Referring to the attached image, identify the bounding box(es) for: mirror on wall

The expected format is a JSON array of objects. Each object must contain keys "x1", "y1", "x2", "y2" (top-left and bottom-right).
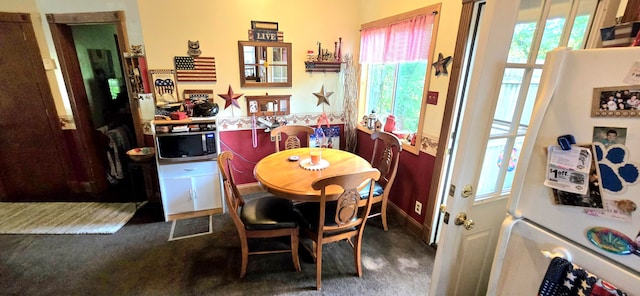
[{"x1": 238, "y1": 41, "x2": 292, "y2": 87}]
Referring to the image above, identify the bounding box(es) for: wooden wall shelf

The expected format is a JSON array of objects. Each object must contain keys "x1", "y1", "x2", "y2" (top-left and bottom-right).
[
  {"x1": 246, "y1": 94, "x2": 291, "y2": 116},
  {"x1": 304, "y1": 61, "x2": 343, "y2": 73}
]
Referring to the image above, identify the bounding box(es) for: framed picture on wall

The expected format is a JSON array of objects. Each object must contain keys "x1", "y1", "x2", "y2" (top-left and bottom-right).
[
  {"x1": 149, "y1": 69, "x2": 178, "y2": 105},
  {"x1": 591, "y1": 86, "x2": 640, "y2": 117}
]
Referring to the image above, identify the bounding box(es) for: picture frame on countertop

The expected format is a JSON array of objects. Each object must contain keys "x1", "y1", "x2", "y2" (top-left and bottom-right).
[{"x1": 591, "y1": 86, "x2": 640, "y2": 117}]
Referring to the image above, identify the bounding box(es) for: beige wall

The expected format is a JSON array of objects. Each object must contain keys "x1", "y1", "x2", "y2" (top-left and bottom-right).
[{"x1": 137, "y1": 0, "x2": 361, "y2": 119}]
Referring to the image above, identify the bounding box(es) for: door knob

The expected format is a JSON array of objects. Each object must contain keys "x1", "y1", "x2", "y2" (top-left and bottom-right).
[
  {"x1": 461, "y1": 184, "x2": 473, "y2": 198},
  {"x1": 454, "y1": 212, "x2": 475, "y2": 230}
]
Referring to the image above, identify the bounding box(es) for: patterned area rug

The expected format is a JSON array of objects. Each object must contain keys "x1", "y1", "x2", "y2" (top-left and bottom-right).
[{"x1": 0, "y1": 202, "x2": 137, "y2": 234}]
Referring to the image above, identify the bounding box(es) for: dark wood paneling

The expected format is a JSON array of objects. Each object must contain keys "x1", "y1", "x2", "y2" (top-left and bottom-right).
[{"x1": 0, "y1": 14, "x2": 72, "y2": 200}]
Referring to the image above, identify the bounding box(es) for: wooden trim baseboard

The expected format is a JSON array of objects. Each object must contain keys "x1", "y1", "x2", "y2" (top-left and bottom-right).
[{"x1": 387, "y1": 201, "x2": 424, "y2": 239}]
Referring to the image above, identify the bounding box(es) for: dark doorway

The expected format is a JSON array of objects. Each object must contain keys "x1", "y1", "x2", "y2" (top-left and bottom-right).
[{"x1": 47, "y1": 11, "x2": 145, "y2": 201}]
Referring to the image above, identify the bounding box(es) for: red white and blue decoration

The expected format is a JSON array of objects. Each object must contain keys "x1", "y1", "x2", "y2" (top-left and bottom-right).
[{"x1": 538, "y1": 257, "x2": 628, "y2": 296}]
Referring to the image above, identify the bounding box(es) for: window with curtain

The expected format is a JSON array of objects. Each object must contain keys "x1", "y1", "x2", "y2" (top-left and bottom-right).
[{"x1": 359, "y1": 6, "x2": 438, "y2": 151}]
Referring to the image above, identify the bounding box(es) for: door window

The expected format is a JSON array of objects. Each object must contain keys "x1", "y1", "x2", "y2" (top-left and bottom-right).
[{"x1": 475, "y1": 0, "x2": 599, "y2": 200}]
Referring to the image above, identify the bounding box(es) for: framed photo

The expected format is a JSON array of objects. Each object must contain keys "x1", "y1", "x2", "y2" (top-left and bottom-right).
[
  {"x1": 591, "y1": 86, "x2": 640, "y2": 117},
  {"x1": 149, "y1": 69, "x2": 178, "y2": 105},
  {"x1": 592, "y1": 126, "x2": 627, "y2": 147},
  {"x1": 251, "y1": 20, "x2": 278, "y2": 31}
]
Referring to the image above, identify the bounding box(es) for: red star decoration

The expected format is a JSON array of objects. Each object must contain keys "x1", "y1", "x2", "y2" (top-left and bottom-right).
[{"x1": 217, "y1": 85, "x2": 243, "y2": 109}]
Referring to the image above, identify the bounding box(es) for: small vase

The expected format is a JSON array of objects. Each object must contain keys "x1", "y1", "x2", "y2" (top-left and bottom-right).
[{"x1": 384, "y1": 115, "x2": 396, "y2": 132}]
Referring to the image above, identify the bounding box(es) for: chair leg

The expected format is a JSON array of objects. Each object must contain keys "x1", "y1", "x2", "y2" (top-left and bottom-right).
[
  {"x1": 291, "y1": 229, "x2": 301, "y2": 272},
  {"x1": 316, "y1": 243, "x2": 323, "y2": 290},
  {"x1": 240, "y1": 239, "x2": 249, "y2": 278},
  {"x1": 381, "y1": 199, "x2": 389, "y2": 231},
  {"x1": 354, "y1": 235, "x2": 363, "y2": 277}
]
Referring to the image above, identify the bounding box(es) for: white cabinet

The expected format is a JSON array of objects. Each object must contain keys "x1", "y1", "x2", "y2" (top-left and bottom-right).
[{"x1": 157, "y1": 160, "x2": 222, "y2": 221}]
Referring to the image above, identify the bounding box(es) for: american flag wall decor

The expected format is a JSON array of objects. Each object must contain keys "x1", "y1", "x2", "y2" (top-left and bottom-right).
[{"x1": 174, "y1": 56, "x2": 217, "y2": 82}]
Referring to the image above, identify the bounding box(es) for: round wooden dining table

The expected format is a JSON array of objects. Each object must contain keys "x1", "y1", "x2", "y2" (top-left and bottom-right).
[{"x1": 254, "y1": 147, "x2": 372, "y2": 202}]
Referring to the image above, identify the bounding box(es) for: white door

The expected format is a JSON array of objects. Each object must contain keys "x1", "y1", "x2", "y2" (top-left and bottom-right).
[{"x1": 429, "y1": 0, "x2": 607, "y2": 294}]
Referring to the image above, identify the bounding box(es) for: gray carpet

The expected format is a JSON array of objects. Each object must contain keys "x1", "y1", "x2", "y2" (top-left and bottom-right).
[{"x1": 0, "y1": 202, "x2": 435, "y2": 295}]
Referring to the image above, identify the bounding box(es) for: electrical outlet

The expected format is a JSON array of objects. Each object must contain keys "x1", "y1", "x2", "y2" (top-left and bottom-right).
[
  {"x1": 415, "y1": 201, "x2": 423, "y2": 215},
  {"x1": 427, "y1": 91, "x2": 438, "y2": 105}
]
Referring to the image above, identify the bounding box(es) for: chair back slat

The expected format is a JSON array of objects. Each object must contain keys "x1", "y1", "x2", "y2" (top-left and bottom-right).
[
  {"x1": 370, "y1": 131, "x2": 402, "y2": 188},
  {"x1": 311, "y1": 169, "x2": 381, "y2": 235},
  {"x1": 270, "y1": 125, "x2": 315, "y2": 152}
]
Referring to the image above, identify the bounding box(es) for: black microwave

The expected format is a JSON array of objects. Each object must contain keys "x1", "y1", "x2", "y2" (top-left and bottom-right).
[{"x1": 155, "y1": 130, "x2": 217, "y2": 161}]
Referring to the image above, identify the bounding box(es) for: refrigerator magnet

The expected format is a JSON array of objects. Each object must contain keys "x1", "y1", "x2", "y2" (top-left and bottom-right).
[{"x1": 586, "y1": 227, "x2": 640, "y2": 256}]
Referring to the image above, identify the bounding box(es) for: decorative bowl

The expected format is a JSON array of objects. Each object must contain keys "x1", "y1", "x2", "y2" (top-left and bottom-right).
[{"x1": 126, "y1": 147, "x2": 156, "y2": 162}]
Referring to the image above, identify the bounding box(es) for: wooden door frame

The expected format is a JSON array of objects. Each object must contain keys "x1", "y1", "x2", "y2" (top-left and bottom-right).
[
  {"x1": 422, "y1": 0, "x2": 478, "y2": 243},
  {"x1": 46, "y1": 11, "x2": 140, "y2": 193},
  {"x1": 0, "y1": 12, "x2": 73, "y2": 198}
]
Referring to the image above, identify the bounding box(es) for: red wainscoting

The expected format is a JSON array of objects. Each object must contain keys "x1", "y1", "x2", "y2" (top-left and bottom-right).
[
  {"x1": 219, "y1": 124, "x2": 345, "y2": 185},
  {"x1": 355, "y1": 130, "x2": 435, "y2": 225}
]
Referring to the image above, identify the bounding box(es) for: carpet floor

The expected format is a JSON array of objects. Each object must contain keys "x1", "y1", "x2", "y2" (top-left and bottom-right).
[
  {"x1": 0, "y1": 202, "x2": 138, "y2": 234},
  {"x1": 0, "y1": 202, "x2": 436, "y2": 295}
]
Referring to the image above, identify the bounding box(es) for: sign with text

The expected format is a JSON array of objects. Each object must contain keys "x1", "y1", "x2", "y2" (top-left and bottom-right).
[{"x1": 253, "y1": 29, "x2": 279, "y2": 42}]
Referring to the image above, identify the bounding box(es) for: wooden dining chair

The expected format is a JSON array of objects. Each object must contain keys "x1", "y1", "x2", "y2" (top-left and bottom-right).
[
  {"x1": 270, "y1": 125, "x2": 315, "y2": 152},
  {"x1": 294, "y1": 168, "x2": 381, "y2": 290},
  {"x1": 217, "y1": 151, "x2": 301, "y2": 278},
  {"x1": 359, "y1": 131, "x2": 402, "y2": 231}
]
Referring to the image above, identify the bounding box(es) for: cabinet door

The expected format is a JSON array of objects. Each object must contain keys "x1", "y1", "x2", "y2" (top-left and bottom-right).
[
  {"x1": 160, "y1": 177, "x2": 194, "y2": 215},
  {"x1": 192, "y1": 173, "x2": 221, "y2": 211}
]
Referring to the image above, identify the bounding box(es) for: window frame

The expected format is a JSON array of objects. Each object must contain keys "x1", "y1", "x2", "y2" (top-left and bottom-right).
[{"x1": 357, "y1": 4, "x2": 441, "y2": 155}]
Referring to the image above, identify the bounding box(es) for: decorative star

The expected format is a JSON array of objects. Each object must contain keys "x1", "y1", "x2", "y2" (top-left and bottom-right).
[
  {"x1": 217, "y1": 85, "x2": 243, "y2": 109},
  {"x1": 432, "y1": 53, "x2": 452, "y2": 76},
  {"x1": 313, "y1": 85, "x2": 333, "y2": 106}
]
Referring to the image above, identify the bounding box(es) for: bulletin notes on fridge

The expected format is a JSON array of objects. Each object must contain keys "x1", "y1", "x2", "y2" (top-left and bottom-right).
[{"x1": 544, "y1": 145, "x2": 591, "y2": 195}]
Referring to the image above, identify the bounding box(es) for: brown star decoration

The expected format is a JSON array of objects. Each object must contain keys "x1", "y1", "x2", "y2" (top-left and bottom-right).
[
  {"x1": 313, "y1": 85, "x2": 333, "y2": 106},
  {"x1": 217, "y1": 85, "x2": 243, "y2": 109},
  {"x1": 432, "y1": 53, "x2": 452, "y2": 76}
]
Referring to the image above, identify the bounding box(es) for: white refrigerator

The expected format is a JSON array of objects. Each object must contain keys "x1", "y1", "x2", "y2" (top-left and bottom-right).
[{"x1": 487, "y1": 47, "x2": 640, "y2": 294}]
